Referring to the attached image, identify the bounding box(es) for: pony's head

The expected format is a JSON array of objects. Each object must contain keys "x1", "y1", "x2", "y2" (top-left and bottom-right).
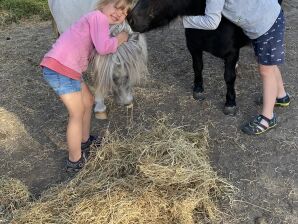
[
  {"x1": 127, "y1": 0, "x2": 204, "y2": 32},
  {"x1": 91, "y1": 22, "x2": 148, "y2": 106},
  {"x1": 110, "y1": 50, "x2": 134, "y2": 106}
]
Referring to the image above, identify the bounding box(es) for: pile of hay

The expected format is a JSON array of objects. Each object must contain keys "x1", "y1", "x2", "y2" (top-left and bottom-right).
[
  {"x1": 0, "y1": 176, "x2": 30, "y2": 223},
  {"x1": 12, "y1": 120, "x2": 234, "y2": 224}
]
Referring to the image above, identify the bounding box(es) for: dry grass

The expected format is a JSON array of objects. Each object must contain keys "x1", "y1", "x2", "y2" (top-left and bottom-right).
[
  {"x1": 11, "y1": 119, "x2": 235, "y2": 224},
  {"x1": 0, "y1": 176, "x2": 30, "y2": 223},
  {"x1": 0, "y1": 0, "x2": 50, "y2": 26}
]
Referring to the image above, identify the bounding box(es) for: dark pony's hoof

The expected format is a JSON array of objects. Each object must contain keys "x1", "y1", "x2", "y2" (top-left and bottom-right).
[
  {"x1": 193, "y1": 91, "x2": 205, "y2": 101},
  {"x1": 223, "y1": 106, "x2": 237, "y2": 115}
]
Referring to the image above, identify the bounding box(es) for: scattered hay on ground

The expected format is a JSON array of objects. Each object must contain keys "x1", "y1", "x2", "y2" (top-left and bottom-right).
[
  {"x1": 12, "y1": 119, "x2": 235, "y2": 224},
  {"x1": 0, "y1": 176, "x2": 30, "y2": 223}
]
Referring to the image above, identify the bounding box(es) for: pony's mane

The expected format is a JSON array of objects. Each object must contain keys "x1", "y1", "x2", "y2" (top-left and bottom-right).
[{"x1": 91, "y1": 21, "x2": 148, "y2": 98}]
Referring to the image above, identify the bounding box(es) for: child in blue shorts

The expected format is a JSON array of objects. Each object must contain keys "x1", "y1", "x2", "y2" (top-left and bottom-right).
[{"x1": 183, "y1": 0, "x2": 290, "y2": 135}]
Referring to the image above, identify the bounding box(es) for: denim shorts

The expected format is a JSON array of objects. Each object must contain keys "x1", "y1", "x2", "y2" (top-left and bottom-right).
[
  {"x1": 42, "y1": 67, "x2": 82, "y2": 96},
  {"x1": 252, "y1": 10, "x2": 285, "y2": 65}
]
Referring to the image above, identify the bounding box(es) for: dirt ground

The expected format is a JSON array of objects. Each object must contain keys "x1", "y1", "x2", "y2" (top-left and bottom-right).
[{"x1": 0, "y1": 1, "x2": 297, "y2": 223}]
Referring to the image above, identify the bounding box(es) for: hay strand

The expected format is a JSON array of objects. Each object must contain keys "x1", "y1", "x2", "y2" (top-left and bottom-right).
[{"x1": 0, "y1": 176, "x2": 30, "y2": 222}]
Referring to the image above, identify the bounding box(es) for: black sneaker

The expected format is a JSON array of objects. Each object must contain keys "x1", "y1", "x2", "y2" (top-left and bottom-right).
[
  {"x1": 255, "y1": 93, "x2": 291, "y2": 107},
  {"x1": 81, "y1": 135, "x2": 102, "y2": 159},
  {"x1": 275, "y1": 94, "x2": 291, "y2": 107},
  {"x1": 66, "y1": 156, "x2": 85, "y2": 173}
]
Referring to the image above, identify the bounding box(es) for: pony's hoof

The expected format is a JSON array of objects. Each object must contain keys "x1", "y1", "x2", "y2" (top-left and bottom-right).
[
  {"x1": 193, "y1": 91, "x2": 205, "y2": 101},
  {"x1": 223, "y1": 106, "x2": 237, "y2": 115},
  {"x1": 95, "y1": 111, "x2": 108, "y2": 120}
]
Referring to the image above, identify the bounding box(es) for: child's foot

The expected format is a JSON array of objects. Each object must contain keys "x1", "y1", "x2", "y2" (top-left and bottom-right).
[
  {"x1": 66, "y1": 156, "x2": 85, "y2": 173},
  {"x1": 81, "y1": 135, "x2": 102, "y2": 159},
  {"x1": 241, "y1": 114, "x2": 277, "y2": 135},
  {"x1": 255, "y1": 93, "x2": 291, "y2": 107},
  {"x1": 275, "y1": 94, "x2": 291, "y2": 107}
]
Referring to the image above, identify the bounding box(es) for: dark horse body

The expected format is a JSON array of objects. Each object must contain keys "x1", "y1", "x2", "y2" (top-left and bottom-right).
[{"x1": 128, "y1": 0, "x2": 282, "y2": 115}]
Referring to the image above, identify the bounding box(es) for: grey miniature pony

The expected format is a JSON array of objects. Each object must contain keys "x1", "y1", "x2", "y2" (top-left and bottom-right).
[{"x1": 91, "y1": 21, "x2": 148, "y2": 119}]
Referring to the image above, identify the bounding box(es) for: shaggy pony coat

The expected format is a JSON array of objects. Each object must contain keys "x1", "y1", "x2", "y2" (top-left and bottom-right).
[{"x1": 91, "y1": 21, "x2": 148, "y2": 99}]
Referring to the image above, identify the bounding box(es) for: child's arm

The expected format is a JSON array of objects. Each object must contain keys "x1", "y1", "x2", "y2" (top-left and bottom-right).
[
  {"x1": 183, "y1": 0, "x2": 225, "y2": 30},
  {"x1": 89, "y1": 12, "x2": 119, "y2": 55}
]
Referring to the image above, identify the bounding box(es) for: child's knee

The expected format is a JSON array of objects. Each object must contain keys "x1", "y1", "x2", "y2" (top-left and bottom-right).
[
  {"x1": 259, "y1": 65, "x2": 278, "y2": 77},
  {"x1": 69, "y1": 108, "x2": 85, "y2": 120}
]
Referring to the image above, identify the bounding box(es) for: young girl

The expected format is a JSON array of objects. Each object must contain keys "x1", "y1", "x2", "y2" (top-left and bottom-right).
[
  {"x1": 183, "y1": 0, "x2": 290, "y2": 135},
  {"x1": 41, "y1": 0, "x2": 133, "y2": 172}
]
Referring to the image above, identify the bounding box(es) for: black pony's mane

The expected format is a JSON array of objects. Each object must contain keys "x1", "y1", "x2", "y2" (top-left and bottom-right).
[
  {"x1": 152, "y1": 0, "x2": 206, "y2": 28},
  {"x1": 184, "y1": 0, "x2": 206, "y2": 16},
  {"x1": 128, "y1": 0, "x2": 209, "y2": 32}
]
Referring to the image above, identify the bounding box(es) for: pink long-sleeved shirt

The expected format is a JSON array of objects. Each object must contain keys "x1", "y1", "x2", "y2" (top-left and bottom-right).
[{"x1": 41, "y1": 10, "x2": 118, "y2": 80}]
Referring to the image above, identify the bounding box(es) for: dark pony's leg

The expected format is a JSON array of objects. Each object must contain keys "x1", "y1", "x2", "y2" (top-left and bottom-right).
[
  {"x1": 191, "y1": 50, "x2": 205, "y2": 100},
  {"x1": 223, "y1": 50, "x2": 239, "y2": 115}
]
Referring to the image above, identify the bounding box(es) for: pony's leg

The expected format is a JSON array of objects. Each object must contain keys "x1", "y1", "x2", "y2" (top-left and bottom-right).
[
  {"x1": 94, "y1": 96, "x2": 106, "y2": 112},
  {"x1": 94, "y1": 96, "x2": 108, "y2": 119},
  {"x1": 223, "y1": 50, "x2": 239, "y2": 115},
  {"x1": 191, "y1": 50, "x2": 205, "y2": 100}
]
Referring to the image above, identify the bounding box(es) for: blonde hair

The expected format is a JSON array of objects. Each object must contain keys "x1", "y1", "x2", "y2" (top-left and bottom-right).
[{"x1": 96, "y1": 0, "x2": 134, "y2": 12}]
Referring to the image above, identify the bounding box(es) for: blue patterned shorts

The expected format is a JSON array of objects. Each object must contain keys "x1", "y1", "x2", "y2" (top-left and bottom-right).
[
  {"x1": 252, "y1": 10, "x2": 285, "y2": 65},
  {"x1": 43, "y1": 67, "x2": 82, "y2": 96}
]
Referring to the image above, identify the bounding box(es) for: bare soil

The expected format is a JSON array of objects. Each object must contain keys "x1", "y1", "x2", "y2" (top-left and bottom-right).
[{"x1": 0, "y1": 2, "x2": 297, "y2": 223}]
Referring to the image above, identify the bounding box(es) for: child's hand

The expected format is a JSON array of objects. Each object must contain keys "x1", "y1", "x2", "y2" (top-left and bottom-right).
[{"x1": 116, "y1": 32, "x2": 129, "y2": 46}]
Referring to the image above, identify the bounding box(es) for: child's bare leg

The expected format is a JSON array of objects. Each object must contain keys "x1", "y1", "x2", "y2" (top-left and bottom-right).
[
  {"x1": 60, "y1": 92, "x2": 84, "y2": 162},
  {"x1": 81, "y1": 83, "x2": 94, "y2": 143},
  {"x1": 259, "y1": 65, "x2": 278, "y2": 124},
  {"x1": 274, "y1": 66, "x2": 287, "y2": 98}
]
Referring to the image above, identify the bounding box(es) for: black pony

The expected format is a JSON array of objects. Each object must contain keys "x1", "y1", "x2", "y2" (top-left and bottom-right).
[{"x1": 128, "y1": 0, "x2": 282, "y2": 115}]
